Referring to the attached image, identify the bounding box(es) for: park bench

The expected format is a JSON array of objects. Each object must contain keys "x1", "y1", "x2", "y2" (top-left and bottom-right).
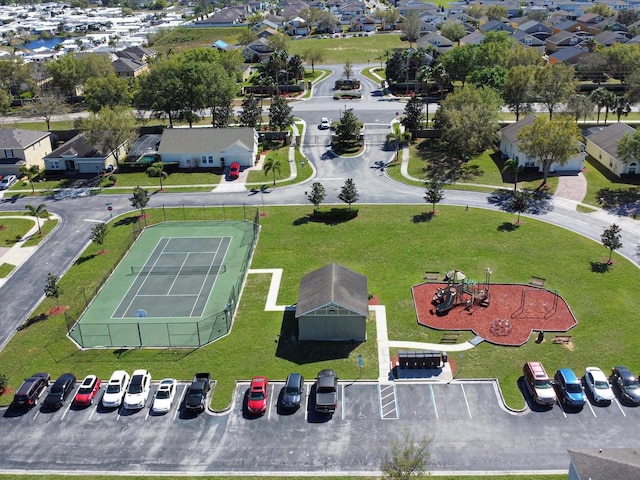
[
  {"x1": 424, "y1": 271, "x2": 440, "y2": 281},
  {"x1": 552, "y1": 335, "x2": 572, "y2": 345},
  {"x1": 529, "y1": 276, "x2": 546, "y2": 288}
]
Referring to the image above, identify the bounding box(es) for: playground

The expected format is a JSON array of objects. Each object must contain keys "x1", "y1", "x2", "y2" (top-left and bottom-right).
[{"x1": 412, "y1": 276, "x2": 578, "y2": 346}]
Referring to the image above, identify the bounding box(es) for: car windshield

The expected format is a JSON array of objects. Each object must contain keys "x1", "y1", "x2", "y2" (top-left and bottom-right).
[
  {"x1": 156, "y1": 390, "x2": 170, "y2": 399},
  {"x1": 286, "y1": 387, "x2": 299, "y2": 395},
  {"x1": 566, "y1": 383, "x2": 582, "y2": 393},
  {"x1": 106, "y1": 384, "x2": 121, "y2": 393},
  {"x1": 595, "y1": 380, "x2": 610, "y2": 389},
  {"x1": 535, "y1": 379, "x2": 552, "y2": 388},
  {"x1": 51, "y1": 384, "x2": 63, "y2": 394},
  {"x1": 78, "y1": 387, "x2": 92, "y2": 394},
  {"x1": 624, "y1": 379, "x2": 639, "y2": 388},
  {"x1": 250, "y1": 391, "x2": 265, "y2": 400},
  {"x1": 129, "y1": 383, "x2": 143, "y2": 394}
]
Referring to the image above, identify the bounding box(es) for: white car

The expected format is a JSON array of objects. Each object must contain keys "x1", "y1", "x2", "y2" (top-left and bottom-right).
[
  {"x1": 123, "y1": 369, "x2": 151, "y2": 410},
  {"x1": 101, "y1": 370, "x2": 130, "y2": 408},
  {"x1": 0, "y1": 175, "x2": 17, "y2": 190},
  {"x1": 152, "y1": 378, "x2": 177, "y2": 414},
  {"x1": 319, "y1": 118, "x2": 331, "y2": 130},
  {"x1": 584, "y1": 367, "x2": 614, "y2": 404}
]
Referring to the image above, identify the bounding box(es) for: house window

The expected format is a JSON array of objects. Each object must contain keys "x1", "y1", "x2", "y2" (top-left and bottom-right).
[
  {"x1": 208, "y1": 156, "x2": 213, "y2": 164},
  {"x1": 201, "y1": 155, "x2": 207, "y2": 164},
  {"x1": 4, "y1": 149, "x2": 13, "y2": 157},
  {"x1": 50, "y1": 160, "x2": 60, "y2": 169}
]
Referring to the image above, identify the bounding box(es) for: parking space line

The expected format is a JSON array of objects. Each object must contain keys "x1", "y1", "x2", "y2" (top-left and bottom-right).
[
  {"x1": 174, "y1": 385, "x2": 186, "y2": 420},
  {"x1": 378, "y1": 383, "x2": 398, "y2": 420},
  {"x1": 460, "y1": 384, "x2": 472, "y2": 419},
  {"x1": 341, "y1": 384, "x2": 345, "y2": 420},
  {"x1": 61, "y1": 401, "x2": 72, "y2": 420},
  {"x1": 267, "y1": 384, "x2": 273, "y2": 420},
  {"x1": 586, "y1": 400, "x2": 597, "y2": 417},
  {"x1": 614, "y1": 398, "x2": 627, "y2": 417},
  {"x1": 304, "y1": 384, "x2": 309, "y2": 422},
  {"x1": 557, "y1": 400, "x2": 567, "y2": 418},
  {"x1": 429, "y1": 384, "x2": 438, "y2": 419},
  {"x1": 89, "y1": 403, "x2": 98, "y2": 421},
  {"x1": 144, "y1": 404, "x2": 150, "y2": 420}
]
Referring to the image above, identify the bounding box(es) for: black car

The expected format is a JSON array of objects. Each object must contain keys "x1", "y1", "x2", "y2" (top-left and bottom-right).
[
  {"x1": 281, "y1": 373, "x2": 304, "y2": 410},
  {"x1": 12, "y1": 372, "x2": 50, "y2": 408},
  {"x1": 611, "y1": 366, "x2": 640, "y2": 405},
  {"x1": 43, "y1": 373, "x2": 76, "y2": 410}
]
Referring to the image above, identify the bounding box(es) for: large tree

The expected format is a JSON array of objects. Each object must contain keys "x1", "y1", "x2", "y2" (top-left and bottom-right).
[
  {"x1": 440, "y1": 20, "x2": 466, "y2": 43},
  {"x1": 83, "y1": 73, "x2": 131, "y2": 113},
  {"x1": 338, "y1": 178, "x2": 359, "y2": 210},
  {"x1": 533, "y1": 63, "x2": 578, "y2": 119},
  {"x1": 268, "y1": 95, "x2": 293, "y2": 131},
  {"x1": 401, "y1": 95, "x2": 424, "y2": 133},
  {"x1": 90, "y1": 222, "x2": 108, "y2": 254},
  {"x1": 24, "y1": 203, "x2": 48, "y2": 235},
  {"x1": 307, "y1": 181, "x2": 326, "y2": 211},
  {"x1": 302, "y1": 48, "x2": 325, "y2": 74},
  {"x1": 517, "y1": 115, "x2": 582, "y2": 184},
  {"x1": 433, "y1": 84, "x2": 502, "y2": 161},
  {"x1": 565, "y1": 94, "x2": 594, "y2": 122},
  {"x1": 402, "y1": 11, "x2": 422, "y2": 47},
  {"x1": 601, "y1": 223, "x2": 622, "y2": 264},
  {"x1": 617, "y1": 127, "x2": 640, "y2": 164},
  {"x1": 80, "y1": 106, "x2": 137, "y2": 170},
  {"x1": 130, "y1": 186, "x2": 150, "y2": 215},
  {"x1": 335, "y1": 108, "x2": 362, "y2": 149},
  {"x1": 424, "y1": 179, "x2": 444, "y2": 214},
  {"x1": 238, "y1": 94, "x2": 262, "y2": 128},
  {"x1": 134, "y1": 56, "x2": 182, "y2": 127},
  {"x1": 503, "y1": 65, "x2": 535, "y2": 121},
  {"x1": 27, "y1": 94, "x2": 69, "y2": 131}
]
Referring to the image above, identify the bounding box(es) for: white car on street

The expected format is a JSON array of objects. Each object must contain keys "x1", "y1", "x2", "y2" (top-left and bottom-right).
[
  {"x1": 152, "y1": 378, "x2": 177, "y2": 414},
  {"x1": 123, "y1": 369, "x2": 151, "y2": 410},
  {"x1": 101, "y1": 370, "x2": 130, "y2": 408},
  {"x1": 319, "y1": 118, "x2": 331, "y2": 130},
  {"x1": 584, "y1": 367, "x2": 614, "y2": 404}
]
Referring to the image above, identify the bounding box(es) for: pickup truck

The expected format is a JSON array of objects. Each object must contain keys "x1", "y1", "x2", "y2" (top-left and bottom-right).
[
  {"x1": 314, "y1": 369, "x2": 338, "y2": 414},
  {"x1": 185, "y1": 373, "x2": 211, "y2": 412}
]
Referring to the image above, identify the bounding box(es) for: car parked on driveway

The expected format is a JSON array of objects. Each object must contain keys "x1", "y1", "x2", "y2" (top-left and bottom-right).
[
  {"x1": 123, "y1": 369, "x2": 151, "y2": 410},
  {"x1": 554, "y1": 368, "x2": 585, "y2": 408},
  {"x1": 229, "y1": 162, "x2": 240, "y2": 179},
  {"x1": 0, "y1": 174, "x2": 17, "y2": 190},
  {"x1": 74, "y1": 375, "x2": 101, "y2": 407},
  {"x1": 44, "y1": 373, "x2": 76, "y2": 410},
  {"x1": 584, "y1": 367, "x2": 614, "y2": 404},
  {"x1": 152, "y1": 378, "x2": 177, "y2": 414},
  {"x1": 611, "y1": 366, "x2": 640, "y2": 406},
  {"x1": 12, "y1": 372, "x2": 50, "y2": 408},
  {"x1": 247, "y1": 376, "x2": 269, "y2": 415},
  {"x1": 101, "y1": 370, "x2": 129, "y2": 408}
]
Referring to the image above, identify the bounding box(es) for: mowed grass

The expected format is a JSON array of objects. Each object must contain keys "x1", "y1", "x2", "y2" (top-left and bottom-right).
[
  {"x1": 286, "y1": 33, "x2": 406, "y2": 64},
  {"x1": 0, "y1": 475, "x2": 567, "y2": 480},
  {"x1": 582, "y1": 155, "x2": 640, "y2": 207},
  {"x1": 151, "y1": 26, "x2": 245, "y2": 55},
  {"x1": 0, "y1": 204, "x2": 638, "y2": 413}
]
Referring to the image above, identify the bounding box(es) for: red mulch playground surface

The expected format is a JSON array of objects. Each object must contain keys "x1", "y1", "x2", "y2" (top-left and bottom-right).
[{"x1": 412, "y1": 283, "x2": 578, "y2": 346}]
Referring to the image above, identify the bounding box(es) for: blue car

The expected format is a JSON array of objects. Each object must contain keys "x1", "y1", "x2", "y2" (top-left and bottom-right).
[{"x1": 554, "y1": 368, "x2": 585, "y2": 408}]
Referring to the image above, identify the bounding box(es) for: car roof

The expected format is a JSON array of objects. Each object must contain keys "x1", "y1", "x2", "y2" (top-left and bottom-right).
[
  {"x1": 614, "y1": 365, "x2": 634, "y2": 379},
  {"x1": 586, "y1": 367, "x2": 607, "y2": 379},
  {"x1": 318, "y1": 369, "x2": 337, "y2": 377},
  {"x1": 109, "y1": 370, "x2": 128, "y2": 381},
  {"x1": 55, "y1": 373, "x2": 76, "y2": 384},
  {"x1": 132, "y1": 369, "x2": 149, "y2": 376},
  {"x1": 557, "y1": 368, "x2": 579, "y2": 383},
  {"x1": 286, "y1": 373, "x2": 302, "y2": 383},
  {"x1": 81, "y1": 375, "x2": 97, "y2": 385}
]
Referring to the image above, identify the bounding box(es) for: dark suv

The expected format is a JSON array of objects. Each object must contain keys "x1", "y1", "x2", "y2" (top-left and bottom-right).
[{"x1": 13, "y1": 373, "x2": 51, "y2": 408}]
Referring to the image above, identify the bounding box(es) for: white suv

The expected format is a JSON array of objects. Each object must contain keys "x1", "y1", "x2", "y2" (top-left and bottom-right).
[
  {"x1": 102, "y1": 370, "x2": 130, "y2": 408},
  {"x1": 123, "y1": 369, "x2": 151, "y2": 410},
  {"x1": 319, "y1": 118, "x2": 331, "y2": 130}
]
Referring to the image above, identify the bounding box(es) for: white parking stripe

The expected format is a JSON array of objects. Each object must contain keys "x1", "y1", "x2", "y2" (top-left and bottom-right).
[
  {"x1": 586, "y1": 400, "x2": 597, "y2": 417},
  {"x1": 174, "y1": 386, "x2": 186, "y2": 420},
  {"x1": 429, "y1": 384, "x2": 438, "y2": 419},
  {"x1": 557, "y1": 399, "x2": 567, "y2": 418},
  {"x1": 88, "y1": 402, "x2": 98, "y2": 421},
  {"x1": 614, "y1": 398, "x2": 627, "y2": 417},
  {"x1": 304, "y1": 384, "x2": 309, "y2": 422},
  {"x1": 267, "y1": 385, "x2": 273, "y2": 420},
  {"x1": 341, "y1": 384, "x2": 345, "y2": 420},
  {"x1": 460, "y1": 384, "x2": 472, "y2": 419}
]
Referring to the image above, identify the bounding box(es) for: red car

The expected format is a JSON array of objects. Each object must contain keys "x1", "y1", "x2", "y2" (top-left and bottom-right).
[
  {"x1": 74, "y1": 375, "x2": 101, "y2": 407},
  {"x1": 247, "y1": 376, "x2": 269, "y2": 414},
  {"x1": 229, "y1": 162, "x2": 240, "y2": 179}
]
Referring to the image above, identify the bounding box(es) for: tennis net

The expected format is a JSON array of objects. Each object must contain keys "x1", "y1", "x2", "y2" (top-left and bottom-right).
[{"x1": 131, "y1": 264, "x2": 226, "y2": 275}]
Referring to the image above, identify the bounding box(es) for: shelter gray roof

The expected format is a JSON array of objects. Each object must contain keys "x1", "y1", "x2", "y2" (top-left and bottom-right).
[
  {"x1": 157, "y1": 128, "x2": 256, "y2": 155},
  {"x1": 568, "y1": 449, "x2": 640, "y2": 480},
  {"x1": 0, "y1": 128, "x2": 50, "y2": 149},
  {"x1": 295, "y1": 263, "x2": 368, "y2": 318},
  {"x1": 586, "y1": 122, "x2": 635, "y2": 159}
]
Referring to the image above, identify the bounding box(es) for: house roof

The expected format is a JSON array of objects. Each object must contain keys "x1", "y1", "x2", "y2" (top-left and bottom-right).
[
  {"x1": 501, "y1": 114, "x2": 536, "y2": 143},
  {"x1": 549, "y1": 45, "x2": 587, "y2": 63},
  {"x1": 460, "y1": 30, "x2": 485, "y2": 45},
  {"x1": 0, "y1": 128, "x2": 50, "y2": 149},
  {"x1": 157, "y1": 127, "x2": 256, "y2": 155},
  {"x1": 594, "y1": 30, "x2": 629, "y2": 45},
  {"x1": 586, "y1": 122, "x2": 635, "y2": 159},
  {"x1": 45, "y1": 133, "x2": 104, "y2": 159},
  {"x1": 115, "y1": 46, "x2": 156, "y2": 61},
  {"x1": 568, "y1": 449, "x2": 640, "y2": 480},
  {"x1": 112, "y1": 57, "x2": 147, "y2": 74},
  {"x1": 295, "y1": 263, "x2": 369, "y2": 318}
]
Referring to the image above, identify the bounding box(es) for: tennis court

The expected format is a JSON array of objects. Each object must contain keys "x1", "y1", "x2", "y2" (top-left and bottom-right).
[{"x1": 69, "y1": 220, "x2": 259, "y2": 348}]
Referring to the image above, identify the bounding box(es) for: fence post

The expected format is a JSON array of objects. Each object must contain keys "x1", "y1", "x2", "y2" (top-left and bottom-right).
[
  {"x1": 137, "y1": 322, "x2": 142, "y2": 347},
  {"x1": 196, "y1": 321, "x2": 201, "y2": 346},
  {"x1": 203, "y1": 204, "x2": 206, "y2": 221},
  {"x1": 162, "y1": 204, "x2": 166, "y2": 222}
]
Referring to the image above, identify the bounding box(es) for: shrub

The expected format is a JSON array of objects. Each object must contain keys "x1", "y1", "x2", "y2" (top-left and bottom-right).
[{"x1": 0, "y1": 373, "x2": 8, "y2": 393}]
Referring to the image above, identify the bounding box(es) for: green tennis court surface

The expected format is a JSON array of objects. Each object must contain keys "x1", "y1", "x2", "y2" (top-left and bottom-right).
[{"x1": 69, "y1": 221, "x2": 259, "y2": 348}]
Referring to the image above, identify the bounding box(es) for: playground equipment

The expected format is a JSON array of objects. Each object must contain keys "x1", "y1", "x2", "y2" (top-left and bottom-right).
[
  {"x1": 431, "y1": 270, "x2": 490, "y2": 314},
  {"x1": 511, "y1": 288, "x2": 559, "y2": 319}
]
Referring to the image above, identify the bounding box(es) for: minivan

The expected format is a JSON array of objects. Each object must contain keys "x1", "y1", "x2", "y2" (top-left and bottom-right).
[
  {"x1": 13, "y1": 372, "x2": 50, "y2": 408},
  {"x1": 523, "y1": 361, "x2": 556, "y2": 406},
  {"x1": 281, "y1": 373, "x2": 304, "y2": 410}
]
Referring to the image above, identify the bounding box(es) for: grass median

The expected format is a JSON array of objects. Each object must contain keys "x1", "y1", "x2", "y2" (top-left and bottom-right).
[{"x1": 0, "y1": 204, "x2": 637, "y2": 413}]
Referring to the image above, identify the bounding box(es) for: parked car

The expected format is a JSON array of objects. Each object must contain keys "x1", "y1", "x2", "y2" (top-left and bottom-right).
[
  {"x1": 319, "y1": 117, "x2": 331, "y2": 130},
  {"x1": 611, "y1": 366, "x2": 640, "y2": 406},
  {"x1": 522, "y1": 362, "x2": 556, "y2": 406},
  {"x1": 74, "y1": 375, "x2": 101, "y2": 407},
  {"x1": 123, "y1": 369, "x2": 151, "y2": 410},
  {"x1": 0, "y1": 174, "x2": 17, "y2": 190},
  {"x1": 229, "y1": 162, "x2": 240, "y2": 179},
  {"x1": 101, "y1": 370, "x2": 130, "y2": 408},
  {"x1": 185, "y1": 373, "x2": 211, "y2": 413},
  {"x1": 152, "y1": 378, "x2": 177, "y2": 414},
  {"x1": 281, "y1": 373, "x2": 304, "y2": 410},
  {"x1": 12, "y1": 372, "x2": 50, "y2": 408},
  {"x1": 315, "y1": 369, "x2": 338, "y2": 414},
  {"x1": 247, "y1": 376, "x2": 269, "y2": 415},
  {"x1": 43, "y1": 373, "x2": 77, "y2": 410},
  {"x1": 584, "y1": 367, "x2": 614, "y2": 404},
  {"x1": 553, "y1": 368, "x2": 585, "y2": 408}
]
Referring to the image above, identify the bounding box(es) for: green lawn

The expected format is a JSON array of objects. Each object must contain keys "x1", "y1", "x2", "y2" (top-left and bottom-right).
[
  {"x1": 0, "y1": 204, "x2": 638, "y2": 414},
  {"x1": 0, "y1": 215, "x2": 56, "y2": 247},
  {"x1": 151, "y1": 27, "x2": 245, "y2": 55},
  {"x1": 247, "y1": 145, "x2": 292, "y2": 186},
  {"x1": 288, "y1": 34, "x2": 406, "y2": 64},
  {"x1": 0, "y1": 475, "x2": 566, "y2": 480},
  {"x1": 582, "y1": 155, "x2": 640, "y2": 207}
]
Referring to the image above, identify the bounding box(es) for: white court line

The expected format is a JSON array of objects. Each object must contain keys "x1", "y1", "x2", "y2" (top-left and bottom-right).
[
  {"x1": 614, "y1": 398, "x2": 627, "y2": 417},
  {"x1": 460, "y1": 384, "x2": 472, "y2": 419},
  {"x1": 136, "y1": 293, "x2": 199, "y2": 297},
  {"x1": 84, "y1": 218, "x2": 106, "y2": 223},
  {"x1": 166, "y1": 254, "x2": 191, "y2": 295},
  {"x1": 429, "y1": 384, "x2": 438, "y2": 419},
  {"x1": 189, "y1": 238, "x2": 230, "y2": 317}
]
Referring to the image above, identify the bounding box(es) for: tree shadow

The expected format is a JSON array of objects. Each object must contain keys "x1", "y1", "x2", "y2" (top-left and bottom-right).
[
  {"x1": 114, "y1": 215, "x2": 140, "y2": 227},
  {"x1": 412, "y1": 212, "x2": 434, "y2": 223},
  {"x1": 590, "y1": 261, "x2": 611, "y2": 273},
  {"x1": 16, "y1": 313, "x2": 49, "y2": 331},
  {"x1": 275, "y1": 310, "x2": 360, "y2": 364},
  {"x1": 307, "y1": 208, "x2": 358, "y2": 225},
  {"x1": 487, "y1": 188, "x2": 553, "y2": 215},
  {"x1": 497, "y1": 222, "x2": 520, "y2": 232},
  {"x1": 75, "y1": 253, "x2": 97, "y2": 265}
]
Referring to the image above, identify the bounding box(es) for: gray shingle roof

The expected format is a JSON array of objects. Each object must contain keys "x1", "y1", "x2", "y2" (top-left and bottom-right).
[
  {"x1": 501, "y1": 114, "x2": 536, "y2": 143},
  {"x1": 586, "y1": 122, "x2": 635, "y2": 159},
  {"x1": 568, "y1": 449, "x2": 640, "y2": 480},
  {"x1": 295, "y1": 263, "x2": 368, "y2": 318},
  {"x1": 157, "y1": 128, "x2": 256, "y2": 155},
  {"x1": 0, "y1": 128, "x2": 50, "y2": 149},
  {"x1": 45, "y1": 133, "x2": 103, "y2": 158}
]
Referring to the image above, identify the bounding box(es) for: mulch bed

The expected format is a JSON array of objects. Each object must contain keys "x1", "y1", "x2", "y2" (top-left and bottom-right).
[
  {"x1": 412, "y1": 283, "x2": 578, "y2": 346},
  {"x1": 47, "y1": 305, "x2": 68, "y2": 316}
]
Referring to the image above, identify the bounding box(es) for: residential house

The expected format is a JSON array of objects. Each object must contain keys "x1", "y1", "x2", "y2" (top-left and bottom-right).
[
  {"x1": 584, "y1": 122, "x2": 638, "y2": 176},
  {"x1": 285, "y1": 17, "x2": 309, "y2": 36},
  {"x1": 576, "y1": 12, "x2": 605, "y2": 34},
  {"x1": 256, "y1": 27, "x2": 280, "y2": 39},
  {"x1": 111, "y1": 57, "x2": 148, "y2": 78},
  {"x1": 251, "y1": 19, "x2": 280, "y2": 31},
  {"x1": 568, "y1": 448, "x2": 640, "y2": 479},
  {"x1": 500, "y1": 115, "x2": 585, "y2": 173},
  {"x1": 157, "y1": 127, "x2": 258, "y2": 169},
  {"x1": 115, "y1": 46, "x2": 156, "y2": 62},
  {"x1": 518, "y1": 19, "x2": 553, "y2": 39},
  {"x1": 593, "y1": 30, "x2": 629, "y2": 46},
  {"x1": 0, "y1": 128, "x2": 51, "y2": 176},
  {"x1": 480, "y1": 19, "x2": 515, "y2": 33},
  {"x1": 44, "y1": 132, "x2": 125, "y2": 175},
  {"x1": 594, "y1": 19, "x2": 628, "y2": 33},
  {"x1": 459, "y1": 30, "x2": 485, "y2": 45},
  {"x1": 352, "y1": 15, "x2": 377, "y2": 32},
  {"x1": 513, "y1": 30, "x2": 546, "y2": 53},
  {"x1": 295, "y1": 263, "x2": 368, "y2": 342},
  {"x1": 546, "y1": 30, "x2": 583, "y2": 53},
  {"x1": 417, "y1": 32, "x2": 454, "y2": 53},
  {"x1": 193, "y1": 7, "x2": 246, "y2": 26},
  {"x1": 548, "y1": 45, "x2": 588, "y2": 64},
  {"x1": 243, "y1": 37, "x2": 275, "y2": 62}
]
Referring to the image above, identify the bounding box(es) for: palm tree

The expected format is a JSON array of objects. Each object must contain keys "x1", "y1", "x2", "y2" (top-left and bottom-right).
[
  {"x1": 19, "y1": 165, "x2": 40, "y2": 194},
  {"x1": 590, "y1": 87, "x2": 609, "y2": 124},
  {"x1": 145, "y1": 162, "x2": 167, "y2": 191},
  {"x1": 417, "y1": 63, "x2": 447, "y2": 128},
  {"x1": 386, "y1": 123, "x2": 411, "y2": 163},
  {"x1": 502, "y1": 158, "x2": 523, "y2": 194},
  {"x1": 264, "y1": 157, "x2": 281, "y2": 185},
  {"x1": 24, "y1": 203, "x2": 48, "y2": 235}
]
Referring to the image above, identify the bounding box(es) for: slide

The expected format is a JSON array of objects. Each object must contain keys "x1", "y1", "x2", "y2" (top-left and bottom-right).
[{"x1": 436, "y1": 289, "x2": 456, "y2": 314}]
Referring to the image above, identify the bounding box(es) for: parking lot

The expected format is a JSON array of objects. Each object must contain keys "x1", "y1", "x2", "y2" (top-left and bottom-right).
[{"x1": 1, "y1": 379, "x2": 640, "y2": 474}]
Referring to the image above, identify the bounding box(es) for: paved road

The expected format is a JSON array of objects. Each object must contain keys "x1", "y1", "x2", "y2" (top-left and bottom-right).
[{"x1": 1, "y1": 64, "x2": 640, "y2": 475}]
